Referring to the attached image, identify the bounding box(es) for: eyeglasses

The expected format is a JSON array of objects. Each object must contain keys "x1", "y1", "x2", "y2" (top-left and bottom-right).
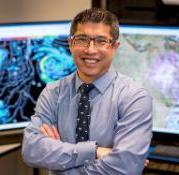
[{"x1": 70, "y1": 35, "x2": 114, "y2": 49}]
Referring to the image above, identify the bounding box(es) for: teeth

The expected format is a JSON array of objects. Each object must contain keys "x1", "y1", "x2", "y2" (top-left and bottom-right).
[{"x1": 84, "y1": 59, "x2": 97, "y2": 63}]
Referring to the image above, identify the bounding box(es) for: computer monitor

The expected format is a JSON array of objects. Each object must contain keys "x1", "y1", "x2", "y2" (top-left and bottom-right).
[
  {"x1": 113, "y1": 24, "x2": 179, "y2": 137},
  {"x1": 0, "y1": 21, "x2": 76, "y2": 130},
  {"x1": 0, "y1": 22, "x2": 179, "y2": 139}
]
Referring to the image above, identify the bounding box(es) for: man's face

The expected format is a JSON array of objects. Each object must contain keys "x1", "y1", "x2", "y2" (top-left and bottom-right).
[{"x1": 69, "y1": 22, "x2": 119, "y2": 83}]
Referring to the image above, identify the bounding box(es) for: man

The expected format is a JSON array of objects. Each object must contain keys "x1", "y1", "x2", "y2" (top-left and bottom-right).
[{"x1": 22, "y1": 8, "x2": 152, "y2": 175}]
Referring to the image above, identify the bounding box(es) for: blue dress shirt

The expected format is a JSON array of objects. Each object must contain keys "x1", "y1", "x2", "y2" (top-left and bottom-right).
[{"x1": 22, "y1": 66, "x2": 153, "y2": 175}]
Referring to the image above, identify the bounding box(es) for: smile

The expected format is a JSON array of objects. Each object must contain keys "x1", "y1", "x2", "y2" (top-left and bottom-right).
[{"x1": 83, "y1": 58, "x2": 99, "y2": 64}]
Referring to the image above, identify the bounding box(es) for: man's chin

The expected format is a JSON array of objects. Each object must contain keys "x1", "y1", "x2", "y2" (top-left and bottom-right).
[{"x1": 77, "y1": 70, "x2": 101, "y2": 81}]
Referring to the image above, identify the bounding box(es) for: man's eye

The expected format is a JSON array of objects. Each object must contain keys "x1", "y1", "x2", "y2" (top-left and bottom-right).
[
  {"x1": 96, "y1": 39, "x2": 108, "y2": 45},
  {"x1": 79, "y1": 38, "x2": 87, "y2": 42},
  {"x1": 75, "y1": 37, "x2": 88, "y2": 42}
]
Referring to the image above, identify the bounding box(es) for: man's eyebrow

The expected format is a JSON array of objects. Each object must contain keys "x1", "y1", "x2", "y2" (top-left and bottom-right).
[
  {"x1": 74, "y1": 34, "x2": 88, "y2": 37},
  {"x1": 75, "y1": 34, "x2": 110, "y2": 39},
  {"x1": 95, "y1": 35, "x2": 109, "y2": 39}
]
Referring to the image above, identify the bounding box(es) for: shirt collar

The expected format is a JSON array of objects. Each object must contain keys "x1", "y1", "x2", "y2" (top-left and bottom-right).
[
  {"x1": 75, "y1": 65, "x2": 117, "y2": 94},
  {"x1": 75, "y1": 73, "x2": 83, "y2": 93}
]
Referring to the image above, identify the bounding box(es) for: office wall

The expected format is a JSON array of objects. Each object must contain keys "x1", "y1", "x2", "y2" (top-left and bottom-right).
[{"x1": 0, "y1": 0, "x2": 91, "y2": 23}]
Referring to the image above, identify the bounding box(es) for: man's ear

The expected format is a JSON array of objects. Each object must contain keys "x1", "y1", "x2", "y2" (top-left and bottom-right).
[
  {"x1": 68, "y1": 38, "x2": 72, "y2": 48},
  {"x1": 68, "y1": 38, "x2": 73, "y2": 53},
  {"x1": 113, "y1": 41, "x2": 120, "y2": 50}
]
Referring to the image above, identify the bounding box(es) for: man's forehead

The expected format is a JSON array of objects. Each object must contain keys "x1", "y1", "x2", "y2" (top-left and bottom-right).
[{"x1": 75, "y1": 22, "x2": 112, "y2": 37}]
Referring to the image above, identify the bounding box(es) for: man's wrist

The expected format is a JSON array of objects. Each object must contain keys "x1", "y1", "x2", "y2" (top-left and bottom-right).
[
  {"x1": 75, "y1": 141, "x2": 96, "y2": 166},
  {"x1": 95, "y1": 143, "x2": 98, "y2": 159}
]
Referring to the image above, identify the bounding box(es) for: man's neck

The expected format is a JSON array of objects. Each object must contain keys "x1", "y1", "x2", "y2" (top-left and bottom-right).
[{"x1": 77, "y1": 72, "x2": 94, "y2": 84}]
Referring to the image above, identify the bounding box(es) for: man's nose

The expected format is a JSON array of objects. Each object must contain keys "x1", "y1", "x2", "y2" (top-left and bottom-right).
[{"x1": 85, "y1": 40, "x2": 97, "y2": 53}]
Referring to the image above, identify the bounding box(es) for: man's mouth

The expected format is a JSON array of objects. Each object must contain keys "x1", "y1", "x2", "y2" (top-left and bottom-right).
[{"x1": 83, "y1": 58, "x2": 99, "y2": 64}]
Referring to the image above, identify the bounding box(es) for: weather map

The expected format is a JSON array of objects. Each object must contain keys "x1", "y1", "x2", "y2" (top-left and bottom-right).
[
  {"x1": 0, "y1": 24, "x2": 179, "y2": 134},
  {"x1": 113, "y1": 31, "x2": 179, "y2": 133},
  {"x1": 0, "y1": 34, "x2": 76, "y2": 125}
]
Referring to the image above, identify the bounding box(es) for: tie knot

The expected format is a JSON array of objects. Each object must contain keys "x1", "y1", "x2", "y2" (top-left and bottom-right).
[{"x1": 80, "y1": 83, "x2": 94, "y2": 94}]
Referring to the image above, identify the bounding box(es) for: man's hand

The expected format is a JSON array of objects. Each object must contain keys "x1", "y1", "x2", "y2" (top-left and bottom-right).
[
  {"x1": 96, "y1": 147, "x2": 112, "y2": 159},
  {"x1": 144, "y1": 159, "x2": 149, "y2": 167},
  {"x1": 40, "y1": 124, "x2": 61, "y2": 140},
  {"x1": 96, "y1": 146, "x2": 149, "y2": 168}
]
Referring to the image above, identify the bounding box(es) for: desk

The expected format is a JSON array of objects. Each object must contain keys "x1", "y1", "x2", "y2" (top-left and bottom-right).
[
  {"x1": 0, "y1": 143, "x2": 21, "y2": 156},
  {"x1": 0, "y1": 143, "x2": 33, "y2": 175},
  {"x1": 143, "y1": 145, "x2": 179, "y2": 174},
  {"x1": 148, "y1": 145, "x2": 179, "y2": 162}
]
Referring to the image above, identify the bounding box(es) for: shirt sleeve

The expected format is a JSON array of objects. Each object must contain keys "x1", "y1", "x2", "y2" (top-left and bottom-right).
[
  {"x1": 77, "y1": 89, "x2": 153, "y2": 175},
  {"x1": 22, "y1": 85, "x2": 96, "y2": 171}
]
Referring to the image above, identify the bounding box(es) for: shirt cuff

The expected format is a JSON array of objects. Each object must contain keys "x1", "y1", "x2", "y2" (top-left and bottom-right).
[{"x1": 75, "y1": 141, "x2": 96, "y2": 167}]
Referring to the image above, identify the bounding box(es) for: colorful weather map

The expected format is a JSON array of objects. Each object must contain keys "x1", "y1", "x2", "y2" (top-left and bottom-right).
[
  {"x1": 0, "y1": 24, "x2": 179, "y2": 134},
  {"x1": 0, "y1": 35, "x2": 76, "y2": 125},
  {"x1": 113, "y1": 31, "x2": 179, "y2": 133}
]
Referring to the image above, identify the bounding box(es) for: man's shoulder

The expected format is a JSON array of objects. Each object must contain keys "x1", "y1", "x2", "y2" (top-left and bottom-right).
[
  {"x1": 115, "y1": 71, "x2": 141, "y2": 89},
  {"x1": 115, "y1": 71, "x2": 151, "y2": 98},
  {"x1": 45, "y1": 72, "x2": 75, "y2": 93}
]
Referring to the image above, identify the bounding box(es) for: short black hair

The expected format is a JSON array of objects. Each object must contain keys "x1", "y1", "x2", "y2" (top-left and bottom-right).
[{"x1": 70, "y1": 8, "x2": 119, "y2": 41}]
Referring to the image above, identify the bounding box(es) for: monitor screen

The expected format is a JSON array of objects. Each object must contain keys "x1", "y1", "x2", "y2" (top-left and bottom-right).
[
  {"x1": 0, "y1": 22, "x2": 179, "y2": 136},
  {"x1": 113, "y1": 25, "x2": 179, "y2": 135},
  {"x1": 0, "y1": 21, "x2": 76, "y2": 130}
]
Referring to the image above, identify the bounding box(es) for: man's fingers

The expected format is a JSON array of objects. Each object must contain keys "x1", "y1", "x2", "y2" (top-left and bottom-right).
[
  {"x1": 52, "y1": 125, "x2": 61, "y2": 140},
  {"x1": 40, "y1": 124, "x2": 60, "y2": 140},
  {"x1": 144, "y1": 159, "x2": 149, "y2": 167},
  {"x1": 96, "y1": 147, "x2": 112, "y2": 159},
  {"x1": 40, "y1": 126, "x2": 48, "y2": 136},
  {"x1": 42, "y1": 124, "x2": 56, "y2": 139}
]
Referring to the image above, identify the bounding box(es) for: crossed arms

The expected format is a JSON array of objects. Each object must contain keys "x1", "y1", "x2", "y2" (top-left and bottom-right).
[
  {"x1": 40, "y1": 124, "x2": 149, "y2": 166},
  {"x1": 40, "y1": 124, "x2": 115, "y2": 159},
  {"x1": 22, "y1": 85, "x2": 152, "y2": 175}
]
